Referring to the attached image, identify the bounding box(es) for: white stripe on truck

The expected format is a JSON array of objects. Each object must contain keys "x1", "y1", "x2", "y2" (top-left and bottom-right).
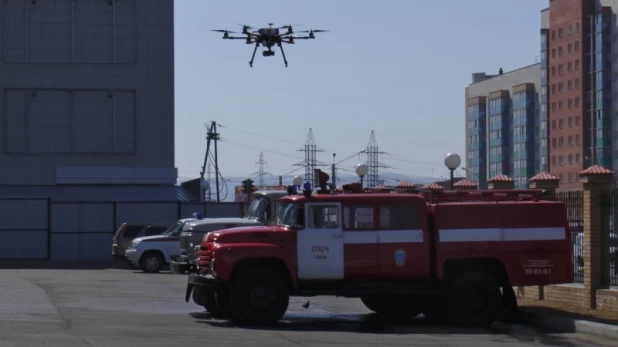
[{"x1": 439, "y1": 227, "x2": 566, "y2": 243}]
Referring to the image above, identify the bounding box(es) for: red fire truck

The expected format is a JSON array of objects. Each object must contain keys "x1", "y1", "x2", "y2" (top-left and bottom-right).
[{"x1": 185, "y1": 175, "x2": 572, "y2": 327}]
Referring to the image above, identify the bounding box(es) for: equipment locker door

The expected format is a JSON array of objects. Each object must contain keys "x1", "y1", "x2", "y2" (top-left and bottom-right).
[{"x1": 297, "y1": 202, "x2": 344, "y2": 280}]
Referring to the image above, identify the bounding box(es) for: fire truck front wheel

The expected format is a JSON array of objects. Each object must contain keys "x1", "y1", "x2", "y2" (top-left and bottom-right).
[
  {"x1": 446, "y1": 272, "x2": 502, "y2": 327},
  {"x1": 193, "y1": 287, "x2": 227, "y2": 318},
  {"x1": 229, "y1": 268, "x2": 290, "y2": 325}
]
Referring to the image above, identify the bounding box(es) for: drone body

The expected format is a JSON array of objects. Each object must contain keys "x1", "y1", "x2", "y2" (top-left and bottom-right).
[{"x1": 211, "y1": 23, "x2": 328, "y2": 67}]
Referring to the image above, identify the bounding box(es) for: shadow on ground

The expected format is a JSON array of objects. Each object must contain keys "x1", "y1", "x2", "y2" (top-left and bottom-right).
[
  {"x1": 518, "y1": 305, "x2": 618, "y2": 330},
  {"x1": 0, "y1": 260, "x2": 138, "y2": 270}
]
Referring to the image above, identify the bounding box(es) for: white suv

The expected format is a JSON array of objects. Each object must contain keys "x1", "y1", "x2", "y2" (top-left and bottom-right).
[{"x1": 125, "y1": 216, "x2": 198, "y2": 273}]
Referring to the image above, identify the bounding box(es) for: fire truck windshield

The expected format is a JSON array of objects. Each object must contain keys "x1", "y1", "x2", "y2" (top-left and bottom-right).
[
  {"x1": 245, "y1": 196, "x2": 267, "y2": 219},
  {"x1": 274, "y1": 202, "x2": 300, "y2": 227}
]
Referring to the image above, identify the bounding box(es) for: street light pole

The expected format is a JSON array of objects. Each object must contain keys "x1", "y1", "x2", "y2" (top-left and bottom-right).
[
  {"x1": 355, "y1": 163, "x2": 369, "y2": 189},
  {"x1": 444, "y1": 153, "x2": 461, "y2": 190}
]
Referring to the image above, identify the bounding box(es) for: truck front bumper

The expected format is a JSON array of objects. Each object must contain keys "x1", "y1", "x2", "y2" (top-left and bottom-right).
[
  {"x1": 185, "y1": 273, "x2": 222, "y2": 303},
  {"x1": 170, "y1": 254, "x2": 197, "y2": 274}
]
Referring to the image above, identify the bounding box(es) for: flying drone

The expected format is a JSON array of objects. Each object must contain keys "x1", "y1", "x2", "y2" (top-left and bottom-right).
[{"x1": 211, "y1": 23, "x2": 328, "y2": 67}]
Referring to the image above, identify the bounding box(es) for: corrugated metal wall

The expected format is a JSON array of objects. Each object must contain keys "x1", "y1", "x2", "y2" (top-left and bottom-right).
[{"x1": 0, "y1": 199, "x2": 242, "y2": 261}]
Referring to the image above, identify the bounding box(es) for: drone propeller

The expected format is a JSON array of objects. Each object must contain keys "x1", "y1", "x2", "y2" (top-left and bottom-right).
[
  {"x1": 211, "y1": 29, "x2": 237, "y2": 33},
  {"x1": 298, "y1": 29, "x2": 329, "y2": 33}
]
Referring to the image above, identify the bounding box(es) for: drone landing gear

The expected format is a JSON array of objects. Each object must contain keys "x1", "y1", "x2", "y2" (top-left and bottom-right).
[
  {"x1": 278, "y1": 43, "x2": 288, "y2": 67},
  {"x1": 249, "y1": 41, "x2": 259, "y2": 68}
]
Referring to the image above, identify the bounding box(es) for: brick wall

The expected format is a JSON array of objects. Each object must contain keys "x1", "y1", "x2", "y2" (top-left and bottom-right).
[{"x1": 514, "y1": 285, "x2": 618, "y2": 320}]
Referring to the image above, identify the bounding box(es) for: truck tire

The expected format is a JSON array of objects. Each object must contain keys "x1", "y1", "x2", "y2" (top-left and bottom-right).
[
  {"x1": 140, "y1": 252, "x2": 164, "y2": 273},
  {"x1": 215, "y1": 289, "x2": 235, "y2": 319},
  {"x1": 193, "y1": 287, "x2": 227, "y2": 318},
  {"x1": 360, "y1": 294, "x2": 421, "y2": 317},
  {"x1": 229, "y1": 268, "x2": 289, "y2": 325},
  {"x1": 446, "y1": 272, "x2": 502, "y2": 327}
]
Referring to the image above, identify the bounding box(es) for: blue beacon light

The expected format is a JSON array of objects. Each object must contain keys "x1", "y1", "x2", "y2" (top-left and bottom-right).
[
  {"x1": 192, "y1": 212, "x2": 204, "y2": 220},
  {"x1": 302, "y1": 181, "x2": 312, "y2": 197}
]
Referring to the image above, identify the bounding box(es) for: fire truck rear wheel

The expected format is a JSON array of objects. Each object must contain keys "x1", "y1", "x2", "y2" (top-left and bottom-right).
[
  {"x1": 447, "y1": 272, "x2": 502, "y2": 327},
  {"x1": 230, "y1": 268, "x2": 289, "y2": 325}
]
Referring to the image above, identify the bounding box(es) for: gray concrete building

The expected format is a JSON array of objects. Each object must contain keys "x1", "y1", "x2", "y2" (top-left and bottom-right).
[
  {"x1": 0, "y1": 0, "x2": 178, "y2": 189},
  {"x1": 465, "y1": 64, "x2": 542, "y2": 189}
]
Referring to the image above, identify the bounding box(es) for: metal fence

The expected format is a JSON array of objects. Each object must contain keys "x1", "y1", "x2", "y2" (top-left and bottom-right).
[
  {"x1": 556, "y1": 191, "x2": 584, "y2": 284},
  {"x1": 0, "y1": 198, "x2": 243, "y2": 261},
  {"x1": 599, "y1": 189, "x2": 618, "y2": 287}
]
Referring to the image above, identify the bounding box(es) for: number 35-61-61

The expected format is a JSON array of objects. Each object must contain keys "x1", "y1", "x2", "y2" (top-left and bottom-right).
[{"x1": 524, "y1": 268, "x2": 552, "y2": 275}]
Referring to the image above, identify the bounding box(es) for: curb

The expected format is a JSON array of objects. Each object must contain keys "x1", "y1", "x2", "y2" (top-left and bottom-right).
[{"x1": 516, "y1": 310, "x2": 618, "y2": 339}]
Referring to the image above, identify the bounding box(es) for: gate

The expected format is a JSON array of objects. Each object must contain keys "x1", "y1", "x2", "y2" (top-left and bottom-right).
[
  {"x1": 556, "y1": 191, "x2": 584, "y2": 284},
  {"x1": 599, "y1": 189, "x2": 617, "y2": 287}
]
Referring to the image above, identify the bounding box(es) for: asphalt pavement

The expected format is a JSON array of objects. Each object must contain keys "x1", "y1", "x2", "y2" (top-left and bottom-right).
[{"x1": 0, "y1": 267, "x2": 615, "y2": 347}]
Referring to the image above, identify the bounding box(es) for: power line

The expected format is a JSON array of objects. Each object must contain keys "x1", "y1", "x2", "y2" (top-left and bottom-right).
[{"x1": 220, "y1": 138, "x2": 305, "y2": 160}]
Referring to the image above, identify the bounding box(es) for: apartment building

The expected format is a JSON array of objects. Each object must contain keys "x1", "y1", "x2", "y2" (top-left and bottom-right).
[
  {"x1": 542, "y1": 0, "x2": 618, "y2": 190},
  {"x1": 465, "y1": 64, "x2": 542, "y2": 189},
  {"x1": 0, "y1": 0, "x2": 179, "y2": 196}
]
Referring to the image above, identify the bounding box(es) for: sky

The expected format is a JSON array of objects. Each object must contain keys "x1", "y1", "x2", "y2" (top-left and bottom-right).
[{"x1": 173, "y1": 0, "x2": 548, "y2": 190}]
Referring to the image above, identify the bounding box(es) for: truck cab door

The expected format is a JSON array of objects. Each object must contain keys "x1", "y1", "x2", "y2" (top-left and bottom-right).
[{"x1": 297, "y1": 202, "x2": 344, "y2": 280}]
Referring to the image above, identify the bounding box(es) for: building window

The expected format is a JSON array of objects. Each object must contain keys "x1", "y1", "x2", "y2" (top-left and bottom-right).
[
  {"x1": 552, "y1": 103, "x2": 556, "y2": 112},
  {"x1": 552, "y1": 84, "x2": 557, "y2": 93},
  {"x1": 568, "y1": 80, "x2": 573, "y2": 90},
  {"x1": 569, "y1": 172, "x2": 573, "y2": 182},
  {"x1": 559, "y1": 155, "x2": 564, "y2": 165},
  {"x1": 552, "y1": 120, "x2": 556, "y2": 129},
  {"x1": 568, "y1": 117, "x2": 573, "y2": 127},
  {"x1": 559, "y1": 173, "x2": 564, "y2": 182},
  {"x1": 576, "y1": 134, "x2": 580, "y2": 143},
  {"x1": 559, "y1": 82, "x2": 563, "y2": 92},
  {"x1": 552, "y1": 156, "x2": 556, "y2": 165},
  {"x1": 552, "y1": 138, "x2": 557, "y2": 147},
  {"x1": 559, "y1": 101, "x2": 563, "y2": 110},
  {"x1": 575, "y1": 79, "x2": 580, "y2": 88},
  {"x1": 568, "y1": 24, "x2": 572, "y2": 35},
  {"x1": 575, "y1": 22, "x2": 579, "y2": 33},
  {"x1": 558, "y1": 46, "x2": 563, "y2": 57},
  {"x1": 552, "y1": 66, "x2": 556, "y2": 76},
  {"x1": 559, "y1": 65, "x2": 563, "y2": 74},
  {"x1": 569, "y1": 135, "x2": 573, "y2": 144},
  {"x1": 552, "y1": 30, "x2": 556, "y2": 40},
  {"x1": 576, "y1": 153, "x2": 581, "y2": 162},
  {"x1": 558, "y1": 28, "x2": 563, "y2": 38},
  {"x1": 559, "y1": 137, "x2": 564, "y2": 146},
  {"x1": 575, "y1": 116, "x2": 580, "y2": 125},
  {"x1": 575, "y1": 97, "x2": 580, "y2": 107},
  {"x1": 575, "y1": 60, "x2": 580, "y2": 70},
  {"x1": 559, "y1": 119, "x2": 563, "y2": 128},
  {"x1": 552, "y1": 49, "x2": 556, "y2": 58},
  {"x1": 568, "y1": 43, "x2": 573, "y2": 53},
  {"x1": 569, "y1": 154, "x2": 573, "y2": 164},
  {"x1": 575, "y1": 41, "x2": 580, "y2": 51},
  {"x1": 568, "y1": 99, "x2": 573, "y2": 108}
]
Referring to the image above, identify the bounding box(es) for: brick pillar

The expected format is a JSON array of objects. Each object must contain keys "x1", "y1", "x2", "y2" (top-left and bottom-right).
[
  {"x1": 579, "y1": 165, "x2": 614, "y2": 309},
  {"x1": 528, "y1": 172, "x2": 560, "y2": 196},
  {"x1": 487, "y1": 174, "x2": 515, "y2": 190}
]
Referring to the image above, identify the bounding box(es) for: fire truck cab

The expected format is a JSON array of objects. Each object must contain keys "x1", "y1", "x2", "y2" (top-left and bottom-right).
[{"x1": 185, "y1": 174, "x2": 572, "y2": 327}]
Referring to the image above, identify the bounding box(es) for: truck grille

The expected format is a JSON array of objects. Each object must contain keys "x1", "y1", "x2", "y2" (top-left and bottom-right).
[
  {"x1": 197, "y1": 245, "x2": 212, "y2": 273},
  {"x1": 179, "y1": 234, "x2": 189, "y2": 253}
]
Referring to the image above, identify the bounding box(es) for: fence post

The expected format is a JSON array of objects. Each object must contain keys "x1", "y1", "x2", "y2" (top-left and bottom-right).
[
  {"x1": 112, "y1": 201, "x2": 117, "y2": 231},
  {"x1": 579, "y1": 165, "x2": 613, "y2": 309}
]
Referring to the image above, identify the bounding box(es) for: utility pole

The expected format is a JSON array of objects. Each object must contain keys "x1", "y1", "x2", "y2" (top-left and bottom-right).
[
  {"x1": 200, "y1": 121, "x2": 221, "y2": 202},
  {"x1": 332, "y1": 153, "x2": 337, "y2": 187},
  {"x1": 206, "y1": 163, "x2": 213, "y2": 201},
  {"x1": 279, "y1": 175, "x2": 283, "y2": 186}
]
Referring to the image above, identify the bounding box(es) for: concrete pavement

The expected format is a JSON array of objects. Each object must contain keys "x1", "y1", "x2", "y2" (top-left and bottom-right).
[{"x1": 0, "y1": 268, "x2": 615, "y2": 347}]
